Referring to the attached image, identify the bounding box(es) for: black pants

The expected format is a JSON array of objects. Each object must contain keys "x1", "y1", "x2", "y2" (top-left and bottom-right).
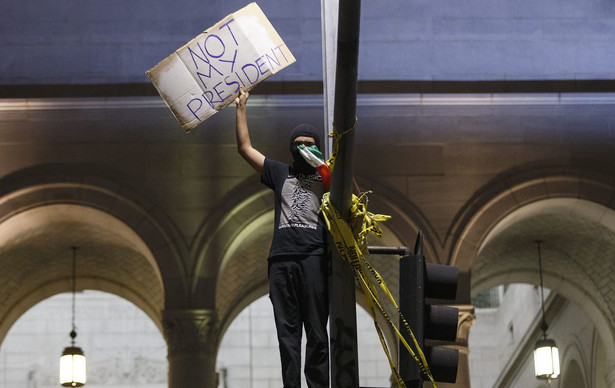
[{"x1": 268, "y1": 255, "x2": 329, "y2": 388}]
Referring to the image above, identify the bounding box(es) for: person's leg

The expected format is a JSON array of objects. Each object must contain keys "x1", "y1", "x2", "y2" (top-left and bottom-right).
[
  {"x1": 300, "y1": 255, "x2": 330, "y2": 388},
  {"x1": 269, "y1": 259, "x2": 303, "y2": 388}
]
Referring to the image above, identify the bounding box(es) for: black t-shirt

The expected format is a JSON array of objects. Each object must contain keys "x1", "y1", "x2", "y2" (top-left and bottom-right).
[{"x1": 261, "y1": 158, "x2": 327, "y2": 259}]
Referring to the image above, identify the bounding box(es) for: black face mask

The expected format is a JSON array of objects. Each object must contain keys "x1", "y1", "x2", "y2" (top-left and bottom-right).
[{"x1": 289, "y1": 124, "x2": 321, "y2": 174}]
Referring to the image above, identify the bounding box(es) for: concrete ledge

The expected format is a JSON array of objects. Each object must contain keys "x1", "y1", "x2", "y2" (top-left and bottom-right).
[{"x1": 4, "y1": 80, "x2": 615, "y2": 99}]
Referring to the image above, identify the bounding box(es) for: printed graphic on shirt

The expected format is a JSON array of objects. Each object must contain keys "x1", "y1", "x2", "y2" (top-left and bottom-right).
[{"x1": 279, "y1": 173, "x2": 323, "y2": 230}]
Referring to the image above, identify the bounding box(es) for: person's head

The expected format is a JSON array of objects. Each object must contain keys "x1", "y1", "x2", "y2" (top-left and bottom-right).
[{"x1": 290, "y1": 123, "x2": 321, "y2": 173}]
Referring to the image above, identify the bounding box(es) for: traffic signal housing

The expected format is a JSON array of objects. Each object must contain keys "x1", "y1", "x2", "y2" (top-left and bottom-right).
[{"x1": 399, "y1": 231, "x2": 460, "y2": 387}]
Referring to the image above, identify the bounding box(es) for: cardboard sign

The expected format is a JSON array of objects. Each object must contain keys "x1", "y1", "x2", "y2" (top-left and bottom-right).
[{"x1": 146, "y1": 2, "x2": 295, "y2": 131}]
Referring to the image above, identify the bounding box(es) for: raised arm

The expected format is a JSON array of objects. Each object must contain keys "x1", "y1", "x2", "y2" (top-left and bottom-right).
[{"x1": 235, "y1": 88, "x2": 265, "y2": 174}]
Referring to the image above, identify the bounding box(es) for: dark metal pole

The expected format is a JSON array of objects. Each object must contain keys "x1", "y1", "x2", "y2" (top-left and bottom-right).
[
  {"x1": 329, "y1": 0, "x2": 361, "y2": 217},
  {"x1": 367, "y1": 246, "x2": 411, "y2": 257},
  {"x1": 328, "y1": 0, "x2": 361, "y2": 387}
]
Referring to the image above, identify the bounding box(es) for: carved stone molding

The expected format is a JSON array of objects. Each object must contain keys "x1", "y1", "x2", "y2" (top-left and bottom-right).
[
  {"x1": 162, "y1": 309, "x2": 218, "y2": 355},
  {"x1": 456, "y1": 305, "x2": 476, "y2": 348}
]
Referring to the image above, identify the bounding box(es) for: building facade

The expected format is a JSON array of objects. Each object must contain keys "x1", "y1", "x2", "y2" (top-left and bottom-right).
[{"x1": 1, "y1": 0, "x2": 615, "y2": 387}]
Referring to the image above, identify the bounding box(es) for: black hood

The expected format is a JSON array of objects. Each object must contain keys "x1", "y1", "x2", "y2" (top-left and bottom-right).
[{"x1": 289, "y1": 123, "x2": 321, "y2": 174}]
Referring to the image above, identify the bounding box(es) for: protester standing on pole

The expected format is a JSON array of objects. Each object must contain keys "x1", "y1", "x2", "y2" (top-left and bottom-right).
[{"x1": 234, "y1": 87, "x2": 330, "y2": 388}]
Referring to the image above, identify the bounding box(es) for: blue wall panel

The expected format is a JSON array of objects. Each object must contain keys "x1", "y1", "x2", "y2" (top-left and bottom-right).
[{"x1": 1, "y1": 0, "x2": 615, "y2": 84}]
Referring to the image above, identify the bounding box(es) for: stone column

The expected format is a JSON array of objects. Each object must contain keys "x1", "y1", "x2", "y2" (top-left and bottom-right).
[
  {"x1": 438, "y1": 305, "x2": 476, "y2": 388},
  {"x1": 162, "y1": 309, "x2": 219, "y2": 388}
]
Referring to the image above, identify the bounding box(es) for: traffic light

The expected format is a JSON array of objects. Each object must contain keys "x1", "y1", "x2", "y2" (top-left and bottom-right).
[{"x1": 399, "y1": 231, "x2": 459, "y2": 387}]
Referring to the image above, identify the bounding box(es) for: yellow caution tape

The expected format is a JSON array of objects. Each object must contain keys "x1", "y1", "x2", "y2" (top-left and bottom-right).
[
  {"x1": 323, "y1": 118, "x2": 437, "y2": 387},
  {"x1": 326, "y1": 117, "x2": 358, "y2": 173},
  {"x1": 320, "y1": 192, "x2": 437, "y2": 388}
]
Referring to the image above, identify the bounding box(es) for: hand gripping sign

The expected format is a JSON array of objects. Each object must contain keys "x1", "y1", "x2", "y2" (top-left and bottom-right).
[{"x1": 146, "y1": 3, "x2": 295, "y2": 132}]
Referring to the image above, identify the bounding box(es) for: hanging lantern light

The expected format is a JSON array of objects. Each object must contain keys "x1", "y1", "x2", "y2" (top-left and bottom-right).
[
  {"x1": 532, "y1": 240, "x2": 560, "y2": 381},
  {"x1": 534, "y1": 337, "x2": 560, "y2": 379},
  {"x1": 59, "y1": 246, "x2": 86, "y2": 387}
]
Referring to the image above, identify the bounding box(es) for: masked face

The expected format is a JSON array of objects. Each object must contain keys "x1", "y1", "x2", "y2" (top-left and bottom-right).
[
  {"x1": 289, "y1": 124, "x2": 321, "y2": 174},
  {"x1": 291, "y1": 136, "x2": 317, "y2": 173}
]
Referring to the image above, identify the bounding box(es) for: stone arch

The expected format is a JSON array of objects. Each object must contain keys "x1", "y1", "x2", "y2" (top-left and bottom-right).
[
  {"x1": 560, "y1": 357, "x2": 588, "y2": 388},
  {"x1": 214, "y1": 209, "x2": 273, "y2": 339},
  {"x1": 189, "y1": 176, "x2": 273, "y2": 332},
  {"x1": 449, "y1": 168, "x2": 615, "y2": 271},
  {"x1": 470, "y1": 196, "x2": 615, "y2": 365},
  {"x1": 453, "y1": 167, "x2": 615, "y2": 383},
  {"x1": 591, "y1": 329, "x2": 612, "y2": 387},
  {"x1": 0, "y1": 165, "x2": 188, "y2": 341},
  {"x1": 0, "y1": 203, "x2": 166, "y2": 342}
]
